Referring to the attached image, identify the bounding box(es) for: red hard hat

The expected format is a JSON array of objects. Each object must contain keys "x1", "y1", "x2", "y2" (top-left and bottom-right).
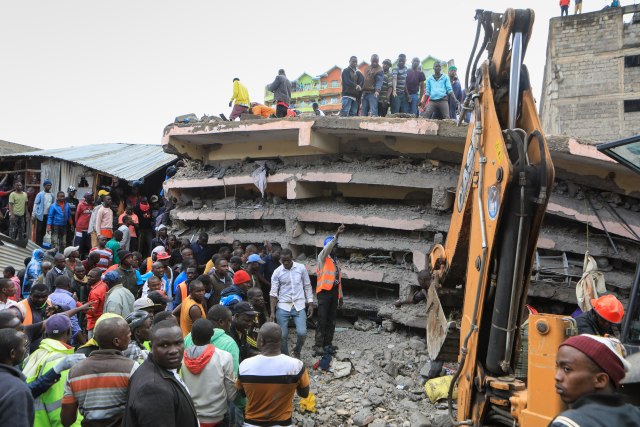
[{"x1": 591, "y1": 294, "x2": 624, "y2": 324}]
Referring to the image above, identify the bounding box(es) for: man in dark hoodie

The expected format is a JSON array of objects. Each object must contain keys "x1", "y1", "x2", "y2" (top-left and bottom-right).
[
  {"x1": 360, "y1": 54, "x2": 384, "y2": 117},
  {"x1": 182, "y1": 319, "x2": 237, "y2": 427},
  {"x1": 267, "y1": 69, "x2": 293, "y2": 118},
  {"x1": 0, "y1": 328, "x2": 34, "y2": 427},
  {"x1": 122, "y1": 320, "x2": 198, "y2": 427},
  {"x1": 339, "y1": 56, "x2": 364, "y2": 117}
]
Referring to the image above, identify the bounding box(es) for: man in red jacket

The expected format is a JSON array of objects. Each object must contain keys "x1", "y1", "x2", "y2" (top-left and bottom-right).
[{"x1": 74, "y1": 192, "x2": 94, "y2": 259}]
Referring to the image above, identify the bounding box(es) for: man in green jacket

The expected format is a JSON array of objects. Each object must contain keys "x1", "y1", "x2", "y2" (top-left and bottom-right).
[{"x1": 23, "y1": 314, "x2": 82, "y2": 426}]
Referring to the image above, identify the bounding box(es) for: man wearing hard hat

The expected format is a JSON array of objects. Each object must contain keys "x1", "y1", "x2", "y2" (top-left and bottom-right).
[{"x1": 575, "y1": 294, "x2": 624, "y2": 336}]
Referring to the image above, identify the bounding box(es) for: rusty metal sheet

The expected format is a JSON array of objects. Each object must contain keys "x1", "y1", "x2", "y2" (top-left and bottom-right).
[{"x1": 426, "y1": 284, "x2": 448, "y2": 360}]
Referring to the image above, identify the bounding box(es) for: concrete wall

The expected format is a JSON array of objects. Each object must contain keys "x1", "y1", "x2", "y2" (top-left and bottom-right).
[{"x1": 541, "y1": 5, "x2": 640, "y2": 142}]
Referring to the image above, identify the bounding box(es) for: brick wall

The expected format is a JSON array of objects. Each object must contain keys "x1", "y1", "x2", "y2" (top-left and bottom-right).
[{"x1": 541, "y1": 5, "x2": 640, "y2": 142}]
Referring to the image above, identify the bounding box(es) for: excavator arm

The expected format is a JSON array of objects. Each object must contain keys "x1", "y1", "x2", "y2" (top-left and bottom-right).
[{"x1": 428, "y1": 9, "x2": 558, "y2": 426}]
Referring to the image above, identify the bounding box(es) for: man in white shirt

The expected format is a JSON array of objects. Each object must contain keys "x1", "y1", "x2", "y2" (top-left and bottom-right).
[
  {"x1": 118, "y1": 216, "x2": 132, "y2": 251},
  {"x1": 269, "y1": 248, "x2": 313, "y2": 359}
]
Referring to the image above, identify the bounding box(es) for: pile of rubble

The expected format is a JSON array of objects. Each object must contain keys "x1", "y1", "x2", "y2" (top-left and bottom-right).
[{"x1": 288, "y1": 319, "x2": 456, "y2": 427}]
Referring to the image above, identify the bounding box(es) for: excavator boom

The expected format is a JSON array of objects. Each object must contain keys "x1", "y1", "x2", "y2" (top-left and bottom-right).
[{"x1": 428, "y1": 9, "x2": 559, "y2": 426}]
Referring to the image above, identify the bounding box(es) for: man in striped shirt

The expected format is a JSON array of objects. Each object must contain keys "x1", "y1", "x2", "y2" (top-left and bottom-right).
[
  {"x1": 90, "y1": 235, "x2": 113, "y2": 272},
  {"x1": 237, "y1": 322, "x2": 310, "y2": 427},
  {"x1": 61, "y1": 316, "x2": 138, "y2": 427}
]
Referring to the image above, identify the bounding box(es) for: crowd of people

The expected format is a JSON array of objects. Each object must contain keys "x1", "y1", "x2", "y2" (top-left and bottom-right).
[
  {"x1": 0, "y1": 179, "x2": 638, "y2": 426},
  {"x1": 226, "y1": 53, "x2": 467, "y2": 122},
  {"x1": 559, "y1": 0, "x2": 621, "y2": 16},
  {"x1": 0, "y1": 198, "x2": 346, "y2": 426}
]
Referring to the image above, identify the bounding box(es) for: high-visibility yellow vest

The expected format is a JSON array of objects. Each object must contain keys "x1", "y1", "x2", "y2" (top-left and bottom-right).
[{"x1": 24, "y1": 338, "x2": 82, "y2": 427}]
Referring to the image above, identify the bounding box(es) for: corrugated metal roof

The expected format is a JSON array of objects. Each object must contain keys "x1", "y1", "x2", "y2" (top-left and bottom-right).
[
  {"x1": 0, "y1": 139, "x2": 38, "y2": 155},
  {"x1": 0, "y1": 234, "x2": 41, "y2": 271},
  {"x1": 6, "y1": 143, "x2": 177, "y2": 182}
]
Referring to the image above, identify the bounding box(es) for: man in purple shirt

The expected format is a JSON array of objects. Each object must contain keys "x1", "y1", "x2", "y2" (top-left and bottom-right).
[
  {"x1": 406, "y1": 57, "x2": 426, "y2": 117},
  {"x1": 48, "y1": 275, "x2": 82, "y2": 344}
]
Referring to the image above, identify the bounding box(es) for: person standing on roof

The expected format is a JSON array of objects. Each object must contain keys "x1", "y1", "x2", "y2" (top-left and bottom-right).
[
  {"x1": 575, "y1": 294, "x2": 624, "y2": 336},
  {"x1": 378, "y1": 59, "x2": 393, "y2": 117},
  {"x1": 406, "y1": 57, "x2": 426, "y2": 117},
  {"x1": 360, "y1": 54, "x2": 384, "y2": 117},
  {"x1": 229, "y1": 78, "x2": 250, "y2": 121},
  {"x1": 313, "y1": 224, "x2": 345, "y2": 357},
  {"x1": 32, "y1": 179, "x2": 55, "y2": 247},
  {"x1": 550, "y1": 334, "x2": 640, "y2": 426},
  {"x1": 448, "y1": 66, "x2": 463, "y2": 120},
  {"x1": 339, "y1": 56, "x2": 364, "y2": 117},
  {"x1": 391, "y1": 54, "x2": 409, "y2": 114},
  {"x1": 423, "y1": 62, "x2": 459, "y2": 120},
  {"x1": 268, "y1": 69, "x2": 293, "y2": 118}
]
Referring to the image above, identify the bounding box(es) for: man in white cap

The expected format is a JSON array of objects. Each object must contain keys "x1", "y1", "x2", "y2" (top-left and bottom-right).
[{"x1": 550, "y1": 334, "x2": 640, "y2": 426}]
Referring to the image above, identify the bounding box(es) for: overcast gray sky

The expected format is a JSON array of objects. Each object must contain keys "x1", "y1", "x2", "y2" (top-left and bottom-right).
[{"x1": 0, "y1": 1, "x2": 612, "y2": 149}]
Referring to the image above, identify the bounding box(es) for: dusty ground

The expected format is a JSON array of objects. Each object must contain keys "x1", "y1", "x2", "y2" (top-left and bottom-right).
[{"x1": 284, "y1": 318, "x2": 455, "y2": 427}]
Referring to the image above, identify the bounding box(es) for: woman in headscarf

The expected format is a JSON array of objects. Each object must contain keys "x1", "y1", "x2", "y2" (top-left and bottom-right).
[{"x1": 23, "y1": 248, "x2": 45, "y2": 298}]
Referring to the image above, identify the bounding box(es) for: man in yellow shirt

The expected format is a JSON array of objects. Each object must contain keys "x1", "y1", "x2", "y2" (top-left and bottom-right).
[{"x1": 229, "y1": 78, "x2": 250, "y2": 121}]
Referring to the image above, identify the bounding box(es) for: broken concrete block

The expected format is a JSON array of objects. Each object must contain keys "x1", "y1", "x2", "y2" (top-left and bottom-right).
[
  {"x1": 305, "y1": 224, "x2": 316, "y2": 235},
  {"x1": 352, "y1": 410, "x2": 374, "y2": 426},
  {"x1": 410, "y1": 412, "x2": 432, "y2": 427},
  {"x1": 431, "y1": 187, "x2": 453, "y2": 211},
  {"x1": 382, "y1": 319, "x2": 395, "y2": 332},
  {"x1": 354, "y1": 318, "x2": 376, "y2": 332},
  {"x1": 291, "y1": 221, "x2": 304, "y2": 238},
  {"x1": 331, "y1": 360, "x2": 352, "y2": 379}
]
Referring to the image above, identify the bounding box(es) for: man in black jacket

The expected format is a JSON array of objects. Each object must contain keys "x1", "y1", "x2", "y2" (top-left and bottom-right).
[
  {"x1": 268, "y1": 69, "x2": 292, "y2": 118},
  {"x1": 339, "y1": 56, "x2": 364, "y2": 117},
  {"x1": 0, "y1": 328, "x2": 34, "y2": 427},
  {"x1": 122, "y1": 320, "x2": 198, "y2": 427}
]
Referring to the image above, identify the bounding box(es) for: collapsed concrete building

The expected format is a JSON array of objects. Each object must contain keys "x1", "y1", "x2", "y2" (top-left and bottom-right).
[{"x1": 161, "y1": 116, "x2": 640, "y2": 335}]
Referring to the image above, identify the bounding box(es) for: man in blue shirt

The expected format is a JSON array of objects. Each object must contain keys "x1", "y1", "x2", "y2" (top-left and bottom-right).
[
  {"x1": 422, "y1": 62, "x2": 460, "y2": 120},
  {"x1": 46, "y1": 191, "x2": 71, "y2": 254},
  {"x1": 32, "y1": 179, "x2": 55, "y2": 247}
]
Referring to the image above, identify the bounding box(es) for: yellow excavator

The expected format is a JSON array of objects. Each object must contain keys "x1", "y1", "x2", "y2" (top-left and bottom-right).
[
  {"x1": 427, "y1": 8, "x2": 640, "y2": 426},
  {"x1": 427, "y1": 8, "x2": 589, "y2": 426}
]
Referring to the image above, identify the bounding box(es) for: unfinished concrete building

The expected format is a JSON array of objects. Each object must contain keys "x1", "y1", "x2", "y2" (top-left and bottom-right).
[
  {"x1": 161, "y1": 116, "x2": 640, "y2": 330},
  {"x1": 541, "y1": 4, "x2": 640, "y2": 142}
]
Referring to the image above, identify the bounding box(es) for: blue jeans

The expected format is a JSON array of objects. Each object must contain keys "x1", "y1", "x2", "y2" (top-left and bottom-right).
[
  {"x1": 339, "y1": 97, "x2": 358, "y2": 117},
  {"x1": 275, "y1": 306, "x2": 307, "y2": 354},
  {"x1": 391, "y1": 93, "x2": 409, "y2": 114},
  {"x1": 408, "y1": 93, "x2": 420, "y2": 116},
  {"x1": 360, "y1": 92, "x2": 379, "y2": 117}
]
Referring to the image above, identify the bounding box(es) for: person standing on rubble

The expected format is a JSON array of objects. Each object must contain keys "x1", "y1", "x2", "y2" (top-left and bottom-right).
[
  {"x1": 313, "y1": 224, "x2": 345, "y2": 357},
  {"x1": 268, "y1": 69, "x2": 292, "y2": 118},
  {"x1": 269, "y1": 249, "x2": 313, "y2": 359},
  {"x1": 339, "y1": 56, "x2": 364, "y2": 117},
  {"x1": 229, "y1": 78, "x2": 251, "y2": 121},
  {"x1": 360, "y1": 54, "x2": 384, "y2": 117}
]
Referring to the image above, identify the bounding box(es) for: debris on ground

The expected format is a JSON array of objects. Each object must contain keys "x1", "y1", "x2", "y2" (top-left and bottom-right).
[{"x1": 285, "y1": 320, "x2": 456, "y2": 427}]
